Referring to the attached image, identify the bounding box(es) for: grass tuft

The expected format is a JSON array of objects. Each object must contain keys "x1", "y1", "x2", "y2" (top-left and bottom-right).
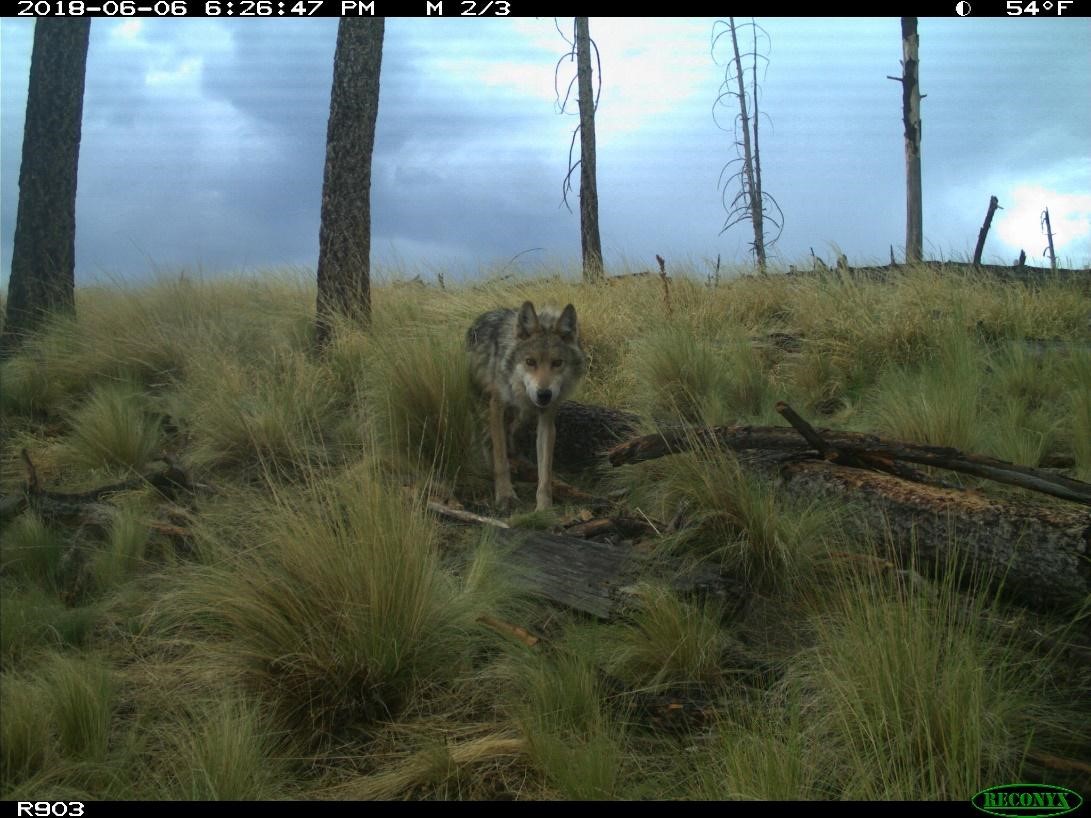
[
  {"x1": 159, "y1": 695, "x2": 289, "y2": 800},
  {"x1": 63, "y1": 381, "x2": 163, "y2": 471},
  {"x1": 159, "y1": 461, "x2": 506, "y2": 746}
]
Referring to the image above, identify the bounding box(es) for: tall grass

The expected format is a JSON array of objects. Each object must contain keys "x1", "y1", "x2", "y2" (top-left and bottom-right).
[
  {"x1": 0, "y1": 583, "x2": 97, "y2": 663},
  {"x1": 158, "y1": 695, "x2": 289, "y2": 800},
  {"x1": 788, "y1": 567, "x2": 1059, "y2": 799},
  {"x1": 630, "y1": 324, "x2": 774, "y2": 426},
  {"x1": 693, "y1": 689, "x2": 820, "y2": 799},
  {"x1": 363, "y1": 332, "x2": 482, "y2": 483},
  {"x1": 90, "y1": 505, "x2": 151, "y2": 592},
  {"x1": 647, "y1": 442, "x2": 834, "y2": 590},
  {"x1": 1065, "y1": 351, "x2": 1091, "y2": 480},
  {"x1": 613, "y1": 584, "x2": 730, "y2": 688},
  {"x1": 180, "y1": 350, "x2": 338, "y2": 473},
  {"x1": 870, "y1": 328, "x2": 985, "y2": 451},
  {"x1": 157, "y1": 461, "x2": 508, "y2": 746},
  {"x1": 41, "y1": 655, "x2": 116, "y2": 763},
  {"x1": 63, "y1": 381, "x2": 163, "y2": 471},
  {"x1": 1, "y1": 265, "x2": 1086, "y2": 801},
  {"x1": 512, "y1": 645, "x2": 625, "y2": 800},
  {"x1": 0, "y1": 512, "x2": 69, "y2": 589},
  {"x1": 1, "y1": 672, "x2": 52, "y2": 788}
]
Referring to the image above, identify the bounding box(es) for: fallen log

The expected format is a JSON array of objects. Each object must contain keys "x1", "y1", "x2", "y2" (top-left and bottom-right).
[
  {"x1": 782, "y1": 259, "x2": 1090, "y2": 286},
  {"x1": 426, "y1": 500, "x2": 509, "y2": 529},
  {"x1": 608, "y1": 421, "x2": 1089, "y2": 610},
  {"x1": 771, "y1": 458, "x2": 1089, "y2": 611},
  {"x1": 609, "y1": 424, "x2": 1091, "y2": 507},
  {"x1": 513, "y1": 400, "x2": 642, "y2": 471},
  {"x1": 754, "y1": 331, "x2": 1091, "y2": 360},
  {"x1": 1, "y1": 451, "x2": 195, "y2": 524},
  {"x1": 564, "y1": 515, "x2": 659, "y2": 540}
]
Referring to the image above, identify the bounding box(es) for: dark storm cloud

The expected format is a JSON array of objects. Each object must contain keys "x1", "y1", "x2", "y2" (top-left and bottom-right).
[
  {"x1": 2, "y1": 17, "x2": 1087, "y2": 285},
  {"x1": 1, "y1": 17, "x2": 579, "y2": 280}
]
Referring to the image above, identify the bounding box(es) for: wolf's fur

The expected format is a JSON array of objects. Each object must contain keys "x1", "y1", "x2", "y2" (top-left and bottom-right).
[{"x1": 466, "y1": 301, "x2": 586, "y2": 511}]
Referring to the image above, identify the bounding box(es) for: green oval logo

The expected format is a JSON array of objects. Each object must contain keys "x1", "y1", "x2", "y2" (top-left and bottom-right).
[{"x1": 972, "y1": 783, "x2": 1083, "y2": 818}]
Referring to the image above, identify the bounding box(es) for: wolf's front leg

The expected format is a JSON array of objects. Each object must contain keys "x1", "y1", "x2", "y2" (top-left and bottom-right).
[
  {"x1": 535, "y1": 410, "x2": 556, "y2": 511},
  {"x1": 489, "y1": 392, "x2": 516, "y2": 512}
]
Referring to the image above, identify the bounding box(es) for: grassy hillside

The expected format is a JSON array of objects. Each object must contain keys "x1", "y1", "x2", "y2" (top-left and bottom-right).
[{"x1": 1, "y1": 265, "x2": 1088, "y2": 800}]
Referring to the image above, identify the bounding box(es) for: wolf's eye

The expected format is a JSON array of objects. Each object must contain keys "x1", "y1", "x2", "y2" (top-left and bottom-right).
[
  {"x1": 525, "y1": 357, "x2": 537, "y2": 368},
  {"x1": 551, "y1": 359, "x2": 564, "y2": 369}
]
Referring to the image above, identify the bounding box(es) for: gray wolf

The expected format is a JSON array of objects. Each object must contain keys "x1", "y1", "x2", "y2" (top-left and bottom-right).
[{"x1": 466, "y1": 301, "x2": 586, "y2": 512}]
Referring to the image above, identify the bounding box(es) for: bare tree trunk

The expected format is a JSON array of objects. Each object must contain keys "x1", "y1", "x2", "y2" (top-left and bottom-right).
[
  {"x1": 1, "y1": 19, "x2": 91, "y2": 358},
  {"x1": 1042, "y1": 208, "x2": 1057, "y2": 271},
  {"x1": 314, "y1": 18, "x2": 384, "y2": 349},
  {"x1": 728, "y1": 19, "x2": 764, "y2": 271},
  {"x1": 575, "y1": 17, "x2": 603, "y2": 283},
  {"x1": 900, "y1": 17, "x2": 923, "y2": 264},
  {"x1": 973, "y1": 195, "x2": 1000, "y2": 266}
]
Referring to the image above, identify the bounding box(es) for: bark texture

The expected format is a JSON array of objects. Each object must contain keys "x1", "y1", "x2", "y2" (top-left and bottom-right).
[
  {"x1": 1, "y1": 19, "x2": 91, "y2": 357},
  {"x1": 314, "y1": 18, "x2": 384, "y2": 347}
]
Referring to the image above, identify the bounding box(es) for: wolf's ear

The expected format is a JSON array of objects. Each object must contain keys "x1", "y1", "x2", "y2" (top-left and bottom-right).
[
  {"x1": 557, "y1": 303, "x2": 579, "y2": 342},
  {"x1": 516, "y1": 301, "x2": 539, "y2": 339}
]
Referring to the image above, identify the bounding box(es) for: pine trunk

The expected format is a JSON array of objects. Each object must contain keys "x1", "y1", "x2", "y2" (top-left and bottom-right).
[
  {"x1": 314, "y1": 18, "x2": 384, "y2": 348},
  {"x1": 575, "y1": 17, "x2": 603, "y2": 283},
  {"x1": 901, "y1": 17, "x2": 923, "y2": 264},
  {"x1": 1, "y1": 19, "x2": 91, "y2": 357}
]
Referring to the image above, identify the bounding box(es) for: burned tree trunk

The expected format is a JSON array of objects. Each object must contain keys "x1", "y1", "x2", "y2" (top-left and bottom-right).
[
  {"x1": 1042, "y1": 208, "x2": 1058, "y2": 272},
  {"x1": 713, "y1": 19, "x2": 782, "y2": 272},
  {"x1": 773, "y1": 458, "x2": 1088, "y2": 611},
  {"x1": 612, "y1": 424, "x2": 1091, "y2": 611},
  {"x1": 1, "y1": 19, "x2": 91, "y2": 358},
  {"x1": 973, "y1": 195, "x2": 1001, "y2": 266},
  {"x1": 727, "y1": 18, "x2": 764, "y2": 271},
  {"x1": 508, "y1": 400, "x2": 1090, "y2": 612},
  {"x1": 314, "y1": 18, "x2": 384, "y2": 348},
  {"x1": 900, "y1": 17, "x2": 923, "y2": 263},
  {"x1": 575, "y1": 17, "x2": 604, "y2": 283}
]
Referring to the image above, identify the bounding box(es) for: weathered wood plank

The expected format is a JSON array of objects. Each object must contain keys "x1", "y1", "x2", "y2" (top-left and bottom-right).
[
  {"x1": 490, "y1": 526, "x2": 752, "y2": 620},
  {"x1": 497, "y1": 528, "x2": 638, "y2": 619}
]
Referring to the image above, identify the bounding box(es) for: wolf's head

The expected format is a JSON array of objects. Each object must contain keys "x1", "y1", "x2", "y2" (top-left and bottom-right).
[{"x1": 510, "y1": 301, "x2": 585, "y2": 410}]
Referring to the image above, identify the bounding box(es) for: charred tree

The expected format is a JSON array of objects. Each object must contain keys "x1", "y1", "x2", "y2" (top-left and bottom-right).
[
  {"x1": 713, "y1": 18, "x2": 782, "y2": 272},
  {"x1": 973, "y1": 195, "x2": 1001, "y2": 266},
  {"x1": 895, "y1": 18, "x2": 923, "y2": 263},
  {"x1": 575, "y1": 18, "x2": 604, "y2": 282},
  {"x1": 506, "y1": 400, "x2": 1091, "y2": 612},
  {"x1": 1, "y1": 19, "x2": 91, "y2": 358},
  {"x1": 314, "y1": 18, "x2": 384, "y2": 349},
  {"x1": 1041, "y1": 208, "x2": 1058, "y2": 271},
  {"x1": 557, "y1": 18, "x2": 604, "y2": 283}
]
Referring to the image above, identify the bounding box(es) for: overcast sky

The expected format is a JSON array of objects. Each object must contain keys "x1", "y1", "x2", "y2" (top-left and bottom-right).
[{"x1": 1, "y1": 16, "x2": 1089, "y2": 286}]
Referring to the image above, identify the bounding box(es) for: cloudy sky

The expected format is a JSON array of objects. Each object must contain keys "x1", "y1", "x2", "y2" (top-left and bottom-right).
[{"x1": 1, "y1": 16, "x2": 1089, "y2": 286}]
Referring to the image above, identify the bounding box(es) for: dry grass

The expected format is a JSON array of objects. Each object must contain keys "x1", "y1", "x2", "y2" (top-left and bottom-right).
[{"x1": 1, "y1": 263, "x2": 1087, "y2": 800}]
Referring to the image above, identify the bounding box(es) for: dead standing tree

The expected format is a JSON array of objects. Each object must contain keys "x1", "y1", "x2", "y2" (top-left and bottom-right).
[
  {"x1": 1, "y1": 19, "x2": 91, "y2": 359},
  {"x1": 972, "y1": 195, "x2": 1001, "y2": 266},
  {"x1": 712, "y1": 18, "x2": 782, "y2": 273},
  {"x1": 314, "y1": 18, "x2": 384, "y2": 349},
  {"x1": 556, "y1": 17, "x2": 604, "y2": 283},
  {"x1": 1041, "y1": 208, "x2": 1058, "y2": 271},
  {"x1": 888, "y1": 18, "x2": 923, "y2": 264}
]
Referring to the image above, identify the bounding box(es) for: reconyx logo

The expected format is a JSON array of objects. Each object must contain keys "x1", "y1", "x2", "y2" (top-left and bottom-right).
[{"x1": 972, "y1": 784, "x2": 1083, "y2": 818}]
